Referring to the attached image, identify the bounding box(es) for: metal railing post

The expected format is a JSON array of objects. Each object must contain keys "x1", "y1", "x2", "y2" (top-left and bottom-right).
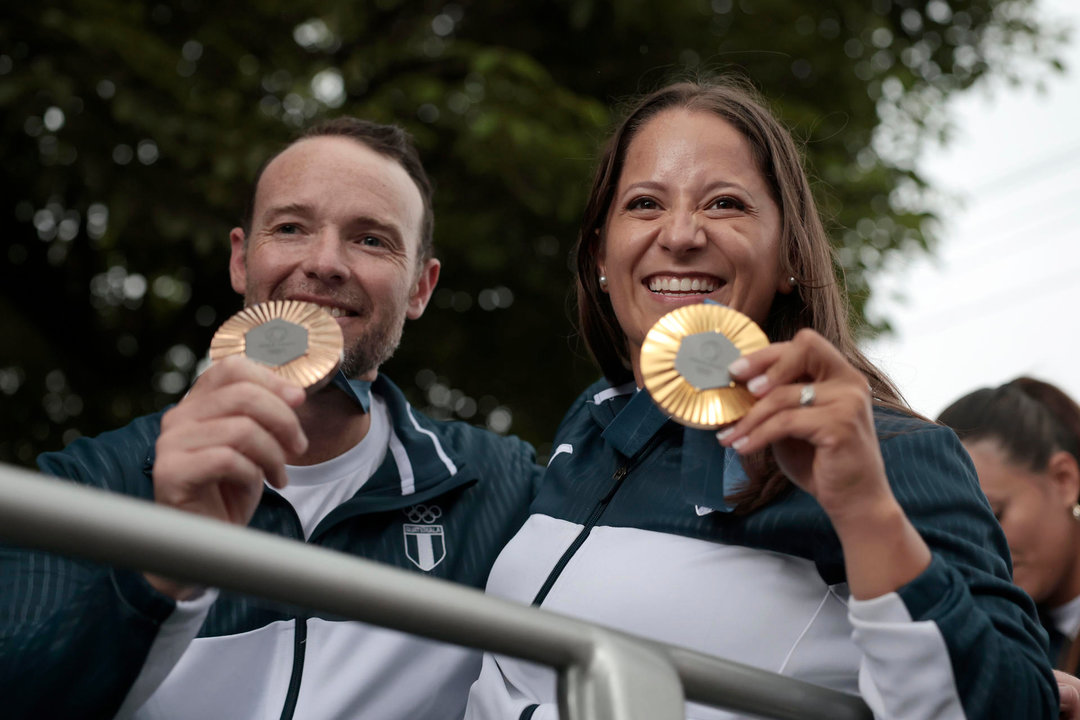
[{"x1": 560, "y1": 631, "x2": 684, "y2": 720}]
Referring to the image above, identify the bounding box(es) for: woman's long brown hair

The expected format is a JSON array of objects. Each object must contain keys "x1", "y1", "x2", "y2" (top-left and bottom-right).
[{"x1": 574, "y1": 78, "x2": 908, "y2": 513}]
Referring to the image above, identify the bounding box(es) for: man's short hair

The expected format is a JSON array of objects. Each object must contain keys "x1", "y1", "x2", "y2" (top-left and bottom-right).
[{"x1": 241, "y1": 118, "x2": 435, "y2": 261}]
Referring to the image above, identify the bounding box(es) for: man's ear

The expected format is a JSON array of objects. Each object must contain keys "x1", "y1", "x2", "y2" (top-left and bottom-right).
[
  {"x1": 229, "y1": 228, "x2": 248, "y2": 296},
  {"x1": 407, "y1": 258, "x2": 441, "y2": 320}
]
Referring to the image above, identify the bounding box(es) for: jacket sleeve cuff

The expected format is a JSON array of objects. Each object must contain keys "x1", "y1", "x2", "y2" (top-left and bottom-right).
[
  {"x1": 894, "y1": 553, "x2": 959, "y2": 622},
  {"x1": 112, "y1": 579, "x2": 218, "y2": 718},
  {"x1": 110, "y1": 567, "x2": 179, "y2": 624},
  {"x1": 846, "y1": 554, "x2": 953, "y2": 622}
]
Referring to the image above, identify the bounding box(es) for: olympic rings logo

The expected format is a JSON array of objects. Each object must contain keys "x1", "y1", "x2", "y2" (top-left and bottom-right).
[{"x1": 404, "y1": 504, "x2": 443, "y2": 524}]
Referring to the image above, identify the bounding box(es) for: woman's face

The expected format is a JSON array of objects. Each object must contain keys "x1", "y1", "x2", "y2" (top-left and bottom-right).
[
  {"x1": 598, "y1": 109, "x2": 785, "y2": 385},
  {"x1": 965, "y1": 439, "x2": 1080, "y2": 606}
]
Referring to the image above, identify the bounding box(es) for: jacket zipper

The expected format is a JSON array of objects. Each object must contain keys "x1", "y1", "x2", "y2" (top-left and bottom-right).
[
  {"x1": 278, "y1": 616, "x2": 307, "y2": 720},
  {"x1": 275, "y1": 496, "x2": 308, "y2": 720},
  {"x1": 530, "y1": 427, "x2": 671, "y2": 607}
]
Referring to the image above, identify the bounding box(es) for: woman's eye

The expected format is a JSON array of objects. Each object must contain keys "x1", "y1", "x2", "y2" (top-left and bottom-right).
[
  {"x1": 710, "y1": 196, "x2": 746, "y2": 211},
  {"x1": 628, "y1": 197, "x2": 659, "y2": 211}
]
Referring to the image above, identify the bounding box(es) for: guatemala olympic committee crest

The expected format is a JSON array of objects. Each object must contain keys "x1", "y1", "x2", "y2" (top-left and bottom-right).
[{"x1": 403, "y1": 504, "x2": 446, "y2": 571}]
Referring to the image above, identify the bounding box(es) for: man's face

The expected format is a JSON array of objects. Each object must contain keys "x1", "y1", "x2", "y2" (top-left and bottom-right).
[{"x1": 229, "y1": 135, "x2": 440, "y2": 380}]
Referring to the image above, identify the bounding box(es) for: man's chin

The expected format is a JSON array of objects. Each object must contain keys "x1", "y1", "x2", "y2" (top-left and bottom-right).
[
  {"x1": 339, "y1": 318, "x2": 405, "y2": 378},
  {"x1": 340, "y1": 343, "x2": 396, "y2": 380},
  {"x1": 339, "y1": 358, "x2": 380, "y2": 380}
]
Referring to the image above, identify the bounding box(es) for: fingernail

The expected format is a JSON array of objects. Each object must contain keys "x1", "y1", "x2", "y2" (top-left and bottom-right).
[
  {"x1": 747, "y1": 375, "x2": 768, "y2": 395},
  {"x1": 716, "y1": 427, "x2": 735, "y2": 442},
  {"x1": 728, "y1": 358, "x2": 750, "y2": 377},
  {"x1": 732, "y1": 436, "x2": 749, "y2": 452}
]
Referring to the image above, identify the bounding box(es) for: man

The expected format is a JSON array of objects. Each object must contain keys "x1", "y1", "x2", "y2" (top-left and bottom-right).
[{"x1": 0, "y1": 118, "x2": 541, "y2": 719}]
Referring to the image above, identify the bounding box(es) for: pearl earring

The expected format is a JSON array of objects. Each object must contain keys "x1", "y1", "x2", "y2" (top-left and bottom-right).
[
  {"x1": 788, "y1": 276, "x2": 798, "y2": 288},
  {"x1": 599, "y1": 275, "x2": 608, "y2": 290},
  {"x1": 1072, "y1": 503, "x2": 1080, "y2": 521}
]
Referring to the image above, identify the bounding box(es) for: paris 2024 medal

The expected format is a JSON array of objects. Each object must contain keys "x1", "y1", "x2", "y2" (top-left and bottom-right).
[
  {"x1": 209, "y1": 300, "x2": 344, "y2": 391},
  {"x1": 640, "y1": 303, "x2": 769, "y2": 429}
]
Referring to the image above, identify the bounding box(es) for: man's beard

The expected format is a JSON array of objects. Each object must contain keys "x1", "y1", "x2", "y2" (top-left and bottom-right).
[
  {"x1": 339, "y1": 309, "x2": 406, "y2": 378},
  {"x1": 249, "y1": 280, "x2": 409, "y2": 380}
]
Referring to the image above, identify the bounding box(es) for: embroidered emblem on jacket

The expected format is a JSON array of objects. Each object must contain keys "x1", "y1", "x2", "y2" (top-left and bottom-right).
[{"x1": 403, "y1": 504, "x2": 445, "y2": 571}]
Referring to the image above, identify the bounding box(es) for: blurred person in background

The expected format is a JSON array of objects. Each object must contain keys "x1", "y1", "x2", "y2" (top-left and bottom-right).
[{"x1": 939, "y1": 376, "x2": 1080, "y2": 674}]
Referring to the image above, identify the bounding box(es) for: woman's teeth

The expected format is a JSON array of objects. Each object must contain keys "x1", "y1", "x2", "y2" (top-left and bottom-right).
[{"x1": 647, "y1": 277, "x2": 718, "y2": 293}]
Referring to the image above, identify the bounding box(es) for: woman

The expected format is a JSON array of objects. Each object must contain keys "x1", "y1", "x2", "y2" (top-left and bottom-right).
[
  {"x1": 939, "y1": 377, "x2": 1080, "y2": 674},
  {"x1": 466, "y1": 79, "x2": 1055, "y2": 718}
]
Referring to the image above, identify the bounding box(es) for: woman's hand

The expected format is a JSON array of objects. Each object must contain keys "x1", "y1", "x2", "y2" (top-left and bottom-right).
[
  {"x1": 717, "y1": 328, "x2": 886, "y2": 522},
  {"x1": 717, "y1": 328, "x2": 931, "y2": 599},
  {"x1": 1057, "y1": 671, "x2": 1080, "y2": 719}
]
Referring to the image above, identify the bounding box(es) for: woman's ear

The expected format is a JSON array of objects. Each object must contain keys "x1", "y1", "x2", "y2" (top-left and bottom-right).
[
  {"x1": 777, "y1": 273, "x2": 796, "y2": 295},
  {"x1": 595, "y1": 228, "x2": 609, "y2": 293},
  {"x1": 1048, "y1": 450, "x2": 1080, "y2": 509}
]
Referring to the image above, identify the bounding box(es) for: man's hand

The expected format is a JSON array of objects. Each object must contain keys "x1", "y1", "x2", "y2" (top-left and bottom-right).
[{"x1": 146, "y1": 356, "x2": 308, "y2": 598}]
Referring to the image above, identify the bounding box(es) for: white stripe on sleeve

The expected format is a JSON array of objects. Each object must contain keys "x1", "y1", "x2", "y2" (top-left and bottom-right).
[
  {"x1": 849, "y1": 591, "x2": 965, "y2": 720},
  {"x1": 115, "y1": 587, "x2": 218, "y2": 719}
]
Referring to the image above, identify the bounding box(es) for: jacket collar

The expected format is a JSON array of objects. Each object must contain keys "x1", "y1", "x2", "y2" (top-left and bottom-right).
[
  {"x1": 289, "y1": 374, "x2": 478, "y2": 539},
  {"x1": 361, "y1": 373, "x2": 473, "y2": 502},
  {"x1": 584, "y1": 378, "x2": 747, "y2": 515},
  {"x1": 330, "y1": 371, "x2": 372, "y2": 413}
]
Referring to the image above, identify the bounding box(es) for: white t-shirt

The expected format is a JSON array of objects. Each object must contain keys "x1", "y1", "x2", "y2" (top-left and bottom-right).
[{"x1": 274, "y1": 395, "x2": 391, "y2": 539}]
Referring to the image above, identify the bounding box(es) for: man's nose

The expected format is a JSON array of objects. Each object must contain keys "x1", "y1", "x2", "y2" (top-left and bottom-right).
[{"x1": 301, "y1": 230, "x2": 348, "y2": 282}]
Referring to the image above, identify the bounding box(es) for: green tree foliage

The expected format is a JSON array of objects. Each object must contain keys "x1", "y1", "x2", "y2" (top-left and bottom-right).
[{"x1": 0, "y1": 0, "x2": 1064, "y2": 464}]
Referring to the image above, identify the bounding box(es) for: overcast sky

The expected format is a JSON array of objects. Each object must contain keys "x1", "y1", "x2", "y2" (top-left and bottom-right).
[{"x1": 862, "y1": 0, "x2": 1080, "y2": 419}]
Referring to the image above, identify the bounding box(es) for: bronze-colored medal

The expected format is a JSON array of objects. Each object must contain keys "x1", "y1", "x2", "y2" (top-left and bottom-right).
[
  {"x1": 209, "y1": 300, "x2": 343, "y2": 390},
  {"x1": 640, "y1": 303, "x2": 769, "y2": 428}
]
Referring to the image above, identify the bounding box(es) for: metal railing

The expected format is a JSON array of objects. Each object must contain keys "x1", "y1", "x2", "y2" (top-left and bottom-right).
[{"x1": 0, "y1": 462, "x2": 871, "y2": 720}]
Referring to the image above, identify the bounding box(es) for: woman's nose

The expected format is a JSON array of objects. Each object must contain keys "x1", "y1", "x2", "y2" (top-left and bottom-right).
[{"x1": 658, "y1": 211, "x2": 706, "y2": 254}]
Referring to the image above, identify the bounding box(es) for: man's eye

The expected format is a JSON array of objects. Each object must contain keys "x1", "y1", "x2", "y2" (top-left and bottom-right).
[
  {"x1": 360, "y1": 235, "x2": 383, "y2": 247},
  {"x1": 276, "y1": 224, "x2": 299, "y2": 235}
]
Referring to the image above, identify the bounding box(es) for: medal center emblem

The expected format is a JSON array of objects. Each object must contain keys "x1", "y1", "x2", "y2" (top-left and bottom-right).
[
  {"x1": 244, "y1": 318, "x2": 309, "y2": 367},
  {"x1": 674, "y1": 331, "x2": 740, "y2": 391}
]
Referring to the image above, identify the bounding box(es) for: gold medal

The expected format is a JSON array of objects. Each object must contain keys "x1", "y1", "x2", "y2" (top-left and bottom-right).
[
  {"x1": 209, "y1": 300, "x2": 344, "y2": 390},
  {"x1": 640, "y1": 303, "x2": 769, "y2": 428}
]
